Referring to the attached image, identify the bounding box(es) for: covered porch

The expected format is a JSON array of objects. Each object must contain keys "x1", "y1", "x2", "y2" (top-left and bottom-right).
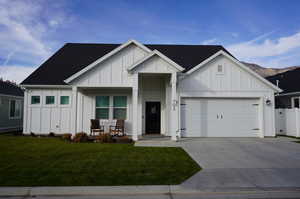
[{"x1": 71, "y1": 72, "x2": 179, "y2": 141}]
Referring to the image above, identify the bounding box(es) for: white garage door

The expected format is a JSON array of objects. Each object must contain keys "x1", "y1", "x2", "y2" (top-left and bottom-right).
[{"x1": 181, "y1": 98, "x2": 260, "y2": 137}]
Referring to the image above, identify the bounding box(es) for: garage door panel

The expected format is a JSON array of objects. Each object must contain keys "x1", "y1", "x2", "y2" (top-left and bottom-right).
[{"x1": 181, "y1": 98, "x2": 259, "y2": 137}]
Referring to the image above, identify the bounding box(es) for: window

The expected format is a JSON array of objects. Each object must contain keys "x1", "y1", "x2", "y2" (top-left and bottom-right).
[
  {"x1": 217, "y1": 65, "x2": 223, "y2": 73},
  {"x1": 113, "y1": 96, "x2": 127, "y2": 119},
  {"x1": 216, "y1": 64, "x2": 225, "y2": 75},
  {"x1": 46, "y1": 96, "x2": 55, "y2": 105},
  {"x1": 293, "y1": 97, "x2": 300, "y2": 108},
  {"x1": 9, "y1": 100, "x2": 21, "y2": 119},
  {"x1": 31, "y1": 96, "x2": 40, "y2": 104},
  {"x1": 60, "y1": 96, "x2": 69, "y2": 105},
  {"x1": 95, "y1": 96, "x2": 127, "y2": 120},
  {"x1": 95, "y1": 96, "x2": 109, "y2": 119}
]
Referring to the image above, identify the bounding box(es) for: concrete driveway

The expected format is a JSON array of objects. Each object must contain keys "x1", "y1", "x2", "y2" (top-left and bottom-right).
[{"x1": 178, "y1": 137, "x2": 300, "y2": 191}]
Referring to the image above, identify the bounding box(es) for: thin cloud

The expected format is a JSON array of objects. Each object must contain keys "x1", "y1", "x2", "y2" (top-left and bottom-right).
[
  {"x1": 227, "y1": 31, "x2": 300, "y2": 59},
  {"x1": 201, "y1": 38, "x2": 217, "y2": 45},
  {"x1": 0, "y1": 65, "x2": 36, "y2": 83}
]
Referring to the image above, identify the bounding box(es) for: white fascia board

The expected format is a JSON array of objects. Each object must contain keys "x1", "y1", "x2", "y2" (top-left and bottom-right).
[
  {"x1": 0, "y1": 94, "x2": 24, "y2": 98},
  {"x1": 64, "y1": 39, "x2": 152, "y2": 83},
  {"x1": 185, "y1": 50, "x2": 282, "y2": 93},
  {"x1": 276, "y1": 92, "x2": 300, "y2": 96},
  {"x1": 127, "y1": 49, "x2": 185, "y2": 72},
  {"x1": 21, "y1": 84, "x2": 72, "y2": 89}
]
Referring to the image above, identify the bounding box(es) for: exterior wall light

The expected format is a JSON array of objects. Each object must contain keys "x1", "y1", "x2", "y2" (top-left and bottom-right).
[
  {"x1": 172, "y1": 100, "x2": 178, "y2": 110},
  {"x1": 266, "y1": 98, "x2": 272, "y2": 106}
]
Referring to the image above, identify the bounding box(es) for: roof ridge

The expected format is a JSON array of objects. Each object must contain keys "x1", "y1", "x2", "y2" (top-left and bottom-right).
[{"x1": 64, "y1": 42, "x2": 223, "y2": 47}]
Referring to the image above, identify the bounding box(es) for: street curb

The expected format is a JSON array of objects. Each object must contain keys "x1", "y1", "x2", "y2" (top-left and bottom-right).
[
  {"x1": 0, "y1": 186, "x2": 170, "y2": 197},
  {"x1": 1, "y1": 186, "x2": 300, "y2": 197}
]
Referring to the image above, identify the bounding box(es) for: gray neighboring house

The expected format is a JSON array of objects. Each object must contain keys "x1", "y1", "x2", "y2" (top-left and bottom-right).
[
  {"x1": 0, "y1": 80, "x2": 24, "y2": 133},
  {"x1": 267, "y1": 68, "x2": 300, "y2": 108}
]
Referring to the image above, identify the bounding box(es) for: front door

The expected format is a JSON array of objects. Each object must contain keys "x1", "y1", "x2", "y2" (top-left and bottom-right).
[{"x1": 146, "y1": 102, "x2": 161, "y2": 134}]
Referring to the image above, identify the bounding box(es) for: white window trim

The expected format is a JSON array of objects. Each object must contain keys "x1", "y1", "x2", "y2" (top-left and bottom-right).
[
  {"x1": 95, "y1": 96, "x2": 110, "y2": 120},
  {"x1": 112, "y1": 96, "x2": 127, "y2": 120},
  {"x1": 59, "y1": 95, "x2": 71, "y2": 107},
  {"x1": 291, "y1": 96, "x2": 300, "y2": 108},
  {"x1": 30, "y1": 95, "x2": 41, "y2": 106},
  {"x1": 45, "y1": 95, "x2": 56, "y2": 106},
  {"x1": 95, "y1": 95, "x2": 128, "y2": 120},
  {"x1": 216, "y1": 64, "x2": 225, "y2": 75},
  {"x1": 9, "y1": 99, "x2": 21, "y2": 119}
]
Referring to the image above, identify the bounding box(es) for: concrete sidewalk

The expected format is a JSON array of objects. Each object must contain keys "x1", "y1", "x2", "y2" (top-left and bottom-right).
[{"x1": 1, "y1": 185, "x2": 300, "y2": 197}]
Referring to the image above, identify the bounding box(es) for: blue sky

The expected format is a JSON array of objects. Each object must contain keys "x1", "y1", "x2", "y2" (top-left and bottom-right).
[{"x1": 1, "y1": 0, "x2": 300, "y2": 82}]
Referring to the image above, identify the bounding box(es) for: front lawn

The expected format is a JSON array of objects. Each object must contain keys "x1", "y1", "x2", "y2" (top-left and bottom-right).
[{"x1": 0, "y1": 135, "x2": 200, "y2": 186}]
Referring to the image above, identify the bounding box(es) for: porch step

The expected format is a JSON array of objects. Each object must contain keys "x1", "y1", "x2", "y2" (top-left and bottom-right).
[{"x1": 134, "y1": 137, "x2": 180, "y2": 147}]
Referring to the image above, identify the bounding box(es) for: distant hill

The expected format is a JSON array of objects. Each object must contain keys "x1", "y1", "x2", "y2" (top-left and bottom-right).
[{"x1": 242, "y1": 62, "x2": 300, "y2": 77}]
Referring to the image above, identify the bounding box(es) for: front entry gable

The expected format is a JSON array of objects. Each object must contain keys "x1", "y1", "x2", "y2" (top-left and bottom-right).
[
  {"x1": 66, "y1": 42, "x2": 150, "y2": 87},
  {"x1": 128, "y1": 50, "x2": 184, "y2": 74}
]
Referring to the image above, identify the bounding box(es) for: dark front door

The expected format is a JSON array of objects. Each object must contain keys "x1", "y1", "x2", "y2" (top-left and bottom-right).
[{"x1": 146, "y1": 102, "x2": 161, "y2": 134}]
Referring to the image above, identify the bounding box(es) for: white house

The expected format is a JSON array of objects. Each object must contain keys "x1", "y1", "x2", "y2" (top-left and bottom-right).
[{"x1": 21, "y1": 39, "x2": 281, "y2": 140}]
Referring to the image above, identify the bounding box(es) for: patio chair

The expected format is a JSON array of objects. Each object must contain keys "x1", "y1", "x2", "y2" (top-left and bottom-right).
[
  {"x1": 90, "y1": 119, "x2": 104, "y2": 136},
  {"x1": 109, "y1": 119, "x2": 125, "y2": 136}
]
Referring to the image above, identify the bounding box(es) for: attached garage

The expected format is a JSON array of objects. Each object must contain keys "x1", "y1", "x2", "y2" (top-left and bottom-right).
[{"x1": 181, "y1": 98, "x2": 261, "y2": 137}]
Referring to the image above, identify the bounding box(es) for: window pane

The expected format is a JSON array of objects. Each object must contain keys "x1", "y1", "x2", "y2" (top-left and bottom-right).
[
  {"x1": 294, "y1": 98, "x2": 299, "y2": 108},
  {"x1": 96, "y1": 96, "x2": 109, "y2": 107},
  {"x1": 113, "y1": 108, "x2": 126, "y2": 119},
  {"x1": 10, "y1": 100, "x2": 16, "y2": 117},
  {"x1": 31, "y1": 96, "x2": 40, "y2": 104},
  {"x1": 113, "y1": 96, "x2": 127, "y2": 107},
  {"x1": 96, "y1": 108, "x2": 109, "y2": 119},
  {"x1": 15, "y1": 101, "x2": 20, "y2": 117},
  {"x1": 60, "y1": 96, "x2": 69, "y2": 105},
  {"x1": 46, "y1": 96, "x2": 55, "y2": 104}
]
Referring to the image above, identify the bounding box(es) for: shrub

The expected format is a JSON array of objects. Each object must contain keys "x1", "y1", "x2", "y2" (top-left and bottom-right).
[
  {"x1": 73, "y1": 132, "x2": 88, "y2": 143},
  {"x1": 62, "y1": 133, "x2": 72, "y2": 141},
  {"x1": 48, "y1": 132, "x2": 55, "y2": 137},
  {"x1": 95, "y1": 133, "x2": 114, "y2": 143},
  {"x1": 30, "y1": 132, "x2": 36, "y2": 137},
  {"x1": 114, "y1": 136, "x2": 133, "y2": 143}
]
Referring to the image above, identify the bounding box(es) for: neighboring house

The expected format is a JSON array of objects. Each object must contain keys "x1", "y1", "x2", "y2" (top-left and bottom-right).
[
  {"x1": 20, "y1": 40, "x2": 281, "y2": 140},
  {"x1": 0, "y1": 80, "x2": 24, "y2": 133},
  {"x1": 267, "y1": 68, "x2": 300, "y2": 108}
]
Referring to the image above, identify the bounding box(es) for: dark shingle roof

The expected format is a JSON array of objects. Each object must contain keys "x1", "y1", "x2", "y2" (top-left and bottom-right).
[
  {"x1": 21, "y1": 43, "x2": 232, "y2": 85},
  {"x1": 266, "y1": 68, "x2": 300, "y2": 94},
  {"x1": 0, "y1": 80, "x2": 24, "y2": 96}
]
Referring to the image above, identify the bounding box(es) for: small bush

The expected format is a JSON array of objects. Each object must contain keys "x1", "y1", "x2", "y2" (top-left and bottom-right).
[
  {"x1": 95, "y1": 133, "x2": 114, "y2": 143},
  {"x1": 114, "y1": 136, "x2": 133, "y2": 143},
  {"x1": 73, "y1": 132, "x2": 88, "y2": 143},
  {"x1": 62, "y1": 133, "x2": 72, "y2": 141},
  {"x1": 30, "y1": 132, "x2": 36, "y2": 137},
  {"x1": 48, "y1": 132, "x2": 55, "y2": 137}
]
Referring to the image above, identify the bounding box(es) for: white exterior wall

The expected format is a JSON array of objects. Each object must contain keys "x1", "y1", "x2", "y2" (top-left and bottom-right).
[
  {"x1": 24, "y1": 88, "x2": 72, "y2": 134},
  {"x1": 179, "y1": 55, "x2": 276, "y2": 137},
  {"x1": 139, "y1": 75, "x2": 168, "y2": 135},
  {"x1": 70, "y1": 44, "x2": 148, "y2": 87},
  {"x1": 77, "y1": 89, "x2": 132, "y2": 134},
  {"x1": 275, "y1": 108, "x2": 300, "y2": 137}
]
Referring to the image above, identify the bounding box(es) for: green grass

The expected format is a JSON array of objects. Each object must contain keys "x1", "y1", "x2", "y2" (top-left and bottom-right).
[
  {"x1": 0, "y1": 135, "x2": 200, "y2": 186},
  {"x1": 277, "y1": 135, "x2": 300, "y2": 143}
]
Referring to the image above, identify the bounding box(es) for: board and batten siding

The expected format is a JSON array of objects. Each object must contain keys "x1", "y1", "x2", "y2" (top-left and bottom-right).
[
  {"x1": 179, "y1": 54, "x2": 276, "y2": 137},
  {"x1": 70, "y1": 44, "x2": 148, "y2": 87},
  {"x1": 77, "y1": 89, "x2": 133, "y2": 134},
  {"x1": 24, "y1": 89, "x2": 72, "y2": 134}
]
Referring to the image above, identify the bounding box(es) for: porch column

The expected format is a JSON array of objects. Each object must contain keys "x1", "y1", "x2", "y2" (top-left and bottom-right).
[
  {"x1": 171, "y1": 72, "x2": 178, "y2": 141},
  {"x1": 71, "y1": 86, "x2": 78, "y2": 136},
  {"x1": 132, "y1": 74, "x2": 139, "y2": 141}
]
